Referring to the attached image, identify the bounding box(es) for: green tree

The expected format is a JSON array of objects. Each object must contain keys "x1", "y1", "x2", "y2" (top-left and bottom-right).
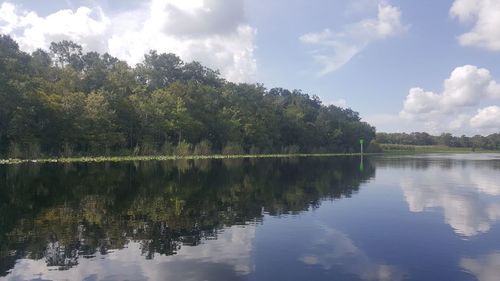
[
  {"x1": 0, "y1": 35, "x2": 389, "y2": 158},
  {"x1": 83, "y1": 91, "x2": 124, "y2": 153}
]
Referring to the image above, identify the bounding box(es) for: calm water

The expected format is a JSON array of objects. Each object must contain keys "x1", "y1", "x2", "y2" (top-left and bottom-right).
[{"x1": 1, "y1": 154, "x2": 500, "y2": 281}]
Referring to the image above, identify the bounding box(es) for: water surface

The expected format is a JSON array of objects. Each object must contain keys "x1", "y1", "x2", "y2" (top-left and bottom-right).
[{"x1": 1, "y1": 154, "x2": 500, "y2": 281}]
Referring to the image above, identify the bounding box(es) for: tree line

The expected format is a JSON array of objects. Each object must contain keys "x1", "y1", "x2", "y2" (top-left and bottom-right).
[
  {"x1": 376, "y1": 132, "x2": 500, "y2": 150},
  {"x1": 0, "y1": 35, "x2": 376, "y2": 158}
]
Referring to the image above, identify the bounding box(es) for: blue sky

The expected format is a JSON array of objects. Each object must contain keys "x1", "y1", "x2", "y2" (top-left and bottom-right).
[{"x1": 1, "y1": 0, "x2": 499, "y2": 135}]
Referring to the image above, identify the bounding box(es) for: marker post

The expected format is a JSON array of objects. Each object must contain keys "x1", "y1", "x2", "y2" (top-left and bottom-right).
[{"x1": 359, "y1": 138, "x2": 364, "y2": 172}]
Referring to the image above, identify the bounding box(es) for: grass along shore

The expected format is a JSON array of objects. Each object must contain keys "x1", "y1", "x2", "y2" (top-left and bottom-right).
[
  {"x1": 1, "y1": 146, "x2": 498, "y2": 165},
  {"x1": 0, "y1": 152, "x2": 379, "y2": 165},
  {"x1": 379, "y1": 144, "x2": 497, "y2": 153}
]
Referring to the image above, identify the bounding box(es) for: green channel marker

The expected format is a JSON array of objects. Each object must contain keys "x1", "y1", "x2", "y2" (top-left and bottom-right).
[{"x1": 359, "y1": 138, "x2": 364, "y2": 172}]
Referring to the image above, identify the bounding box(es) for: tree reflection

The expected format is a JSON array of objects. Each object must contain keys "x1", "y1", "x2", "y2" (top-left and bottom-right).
[{"x1": 0, "y1": 157, "x2": 374, "y2": 275}]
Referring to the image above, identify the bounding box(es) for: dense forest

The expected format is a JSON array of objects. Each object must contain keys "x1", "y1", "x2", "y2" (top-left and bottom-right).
[
  {"x1": 0, "y1": 35, "x2": 376, "y2": 159},
  {"x1": 376, "y1": 132, "x2": 500, "y2": 150}
]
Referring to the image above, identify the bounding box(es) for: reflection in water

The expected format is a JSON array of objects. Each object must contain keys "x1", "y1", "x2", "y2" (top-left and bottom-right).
[
  {"x1": 461, "y1": 252, "x2": 500, "y2": 281},
  {"x1": 299, "y1": 225, "x2": 404, "y2": 281},
  {"x1": 3, "y1": 154, "x2": 500, "y2": 280},
  {"x1": 5, "y1": 225, "x2": 256, "y2": 281},
  {"x1": 0, "y1": 157, "x2": 374, "y2": 279},
  {"x1": 379, "y1": 155, "x2": 500, "y2": 236}
]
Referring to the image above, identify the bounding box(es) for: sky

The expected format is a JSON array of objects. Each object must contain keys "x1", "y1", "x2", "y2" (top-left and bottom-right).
[{"x1": 0, "y1": 0, "x2": 499, "y2": 135}]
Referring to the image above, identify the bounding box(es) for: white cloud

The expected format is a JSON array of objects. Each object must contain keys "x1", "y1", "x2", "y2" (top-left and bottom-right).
[
  {"x1": 449, "y1": 114, "x2": 472, "y2": 131},
  {"x1": 470, "y1": 106, "x2": 500, "y2": 129},
  {"x1": 401, "y1": 88, "x2": 442, "y2": 117},
  {"x1": 363, "y1": 113, "x2": 438, "y2": 134},
  {"x1": 443, "y1": 65, "x2": 500, "y2": 106},
  {"x1": 402, "y1": 65, "x2": 500, "y2": 116},
  {"x1": 0, "y1": 0, "x2": 257, "y2": 82},
  {"x1": 0, "y1": 2, "x2": 18, "y2": 34},
  {"x1": 325, "y1": 98, "x2": 348, "y2": 108},
  {"x1": 0, "y1": 2, "x2": 111, "y2": 53},
  {"x1": 300, "y1": 3, "x2": 408, "y2": 75},
  {"x1": 400, "y1": 65, "x2": 500, "y2": 135},
  {"x1": 450, "y1": 0, "x2": 500, "y2": 50}
]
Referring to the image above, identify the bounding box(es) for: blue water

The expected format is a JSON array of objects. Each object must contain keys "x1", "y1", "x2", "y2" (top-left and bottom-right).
[{"x1": 1, "y1": 154, "x2": 500, "y2": 281}]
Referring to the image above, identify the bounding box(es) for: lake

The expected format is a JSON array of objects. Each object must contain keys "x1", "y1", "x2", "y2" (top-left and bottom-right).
[{"x1": 1, "y1": 154, "x2": 500, "y2": 281}]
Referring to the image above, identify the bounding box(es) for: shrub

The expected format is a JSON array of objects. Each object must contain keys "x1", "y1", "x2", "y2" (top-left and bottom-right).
[
  {"x1": 311, "y1": 147, "x2": 327, "y2": 154},
  {"x1": 175, "y1": 141, "x2": 192, "y2": 156},
  {"x1": 193, "y1": 140, "x2": 212, "y2": 155},
  {"x1": 249, "y1": 145, "x2": 260, "y2": 155},
  {"x1": 62, "y1": 142, "x2": 74, "y2": 157},
  {"x1": 222, "y1": 142, "x2": 244, "y2": 155},
  {"x1": 140, "y1": 137, "x2": 158, "y2": 155},
  {"x1": 8, "y1": 142, "x2": 22, "y2": 158},
  {"x1": 366, "y1": 141, "x2": 383, "y2": 153},
  {"x1": 132, "y1": 145, "x2": 140, "y2": 156},
  {"x1": 161, "y1": 141, "x2": 174, "y2": 155},
  {"x1": 27, "y1": 140, "x2": 42, "y2": 159},
  {"x1": 282, "y1": 145, "x2": 300, "y2": 154}
]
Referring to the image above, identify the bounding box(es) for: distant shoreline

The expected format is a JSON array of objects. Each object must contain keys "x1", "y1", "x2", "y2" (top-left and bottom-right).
[{"x1": 379, "y1": 144, "x2": 499, "y2": 154}]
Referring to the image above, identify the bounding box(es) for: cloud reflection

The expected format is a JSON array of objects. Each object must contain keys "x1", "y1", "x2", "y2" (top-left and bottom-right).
[
  {"x1": 299, "y1": 226, "x2": 404, "y2": 281},
  {"x1": 399, "y1": 160, "x2": 500, "y2": 236},
  {"x1": 3, "y1": 225, "x2": 255, "y2": 281},
  {"x1": 461, "y1": 252, "x2": 500, "y2": 281}
]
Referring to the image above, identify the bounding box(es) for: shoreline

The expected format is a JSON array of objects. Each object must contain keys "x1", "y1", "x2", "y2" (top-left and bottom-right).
[
  {"x1": 0, "y1": 153, "x2": 375, "y2": 165},
  {"x1": 1, "y1": 150, "x2": 499, "y2": 165}
]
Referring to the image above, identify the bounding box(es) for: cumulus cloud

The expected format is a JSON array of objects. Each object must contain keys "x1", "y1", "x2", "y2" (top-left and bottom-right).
[
  {"x1": 0, "y1": 2, "x2": 18, "y2": 33},
  {"x1": 450, "y1": 0, "x2": 500, "y2": 50},
  {"x1": 470, "y1": 106, "x2": 500, "y2": 129},
  {"x1": 401, "y1": 88, "x2": 442, "y2": 116},
  {"x1": 300, "y1": 3, "x2": 408, "y2": 75},
  {"x1": 402, "y1": 65, "x2": 500, "y2": 116},
  {"x1": 0, "y1": 0, "x2": 257, "y2": 82},
  {"x1": 0, "y1": 2, "x2": 110, "y2": 52},
  {"x1": 400, "y1": 65, "x2": 500, "y2": 134}
]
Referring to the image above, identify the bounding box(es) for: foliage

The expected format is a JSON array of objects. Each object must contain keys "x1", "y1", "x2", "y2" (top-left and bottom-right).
[
  {"x1": 174, "y1": 140, "x2": 192, "y2": 156},
  {"x1": 378, "y1": 144, "x2": 482, "y2": 153},
  {"x1": 0, "y1": 35, "x2": 376, "y2": 158},
  {"x1": 222, "y1": 142, "x2": 244, "y2": 155},
  {"x1": 376, "y1": 132, "x2": 500, "y2": 151},
  {"x1": 366, "y1": 140, "x2": 383, "y2": 153},
  {"x1": 193, "y1": 140, "x2": 212, "y2": 155}
]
